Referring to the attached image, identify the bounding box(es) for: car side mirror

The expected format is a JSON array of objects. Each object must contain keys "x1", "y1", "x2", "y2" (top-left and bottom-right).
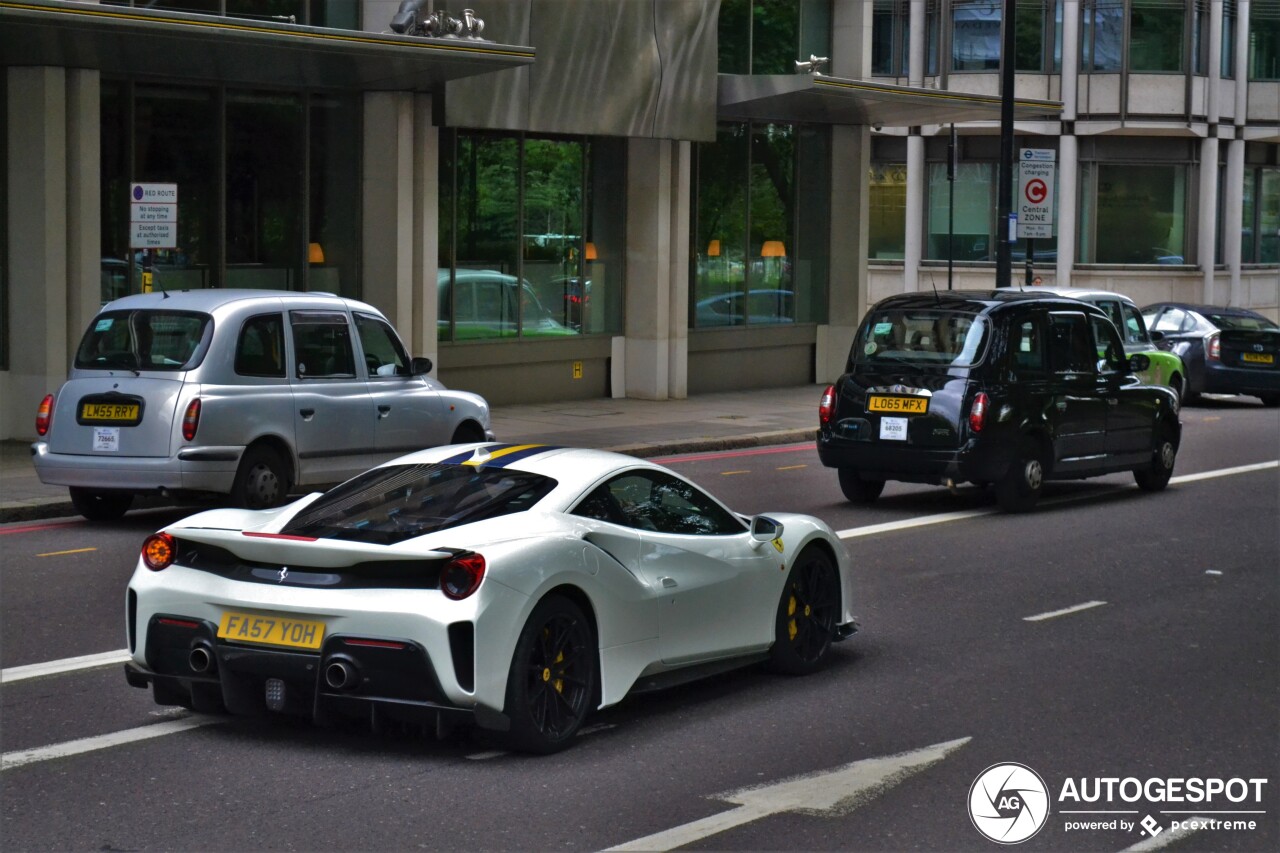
[
  {"x1": 1128, "y1": 353, "x2": 1150, "y2": 373},
  {"x1": 411, "y1": 356, "x2": 433, "y2": 376},
  {"x1": 1148, "y1": 330, "x2": 1165, "y2": 343},
  {"x1": 750, "y1": 515, "x2": 784, "y2": 547}
]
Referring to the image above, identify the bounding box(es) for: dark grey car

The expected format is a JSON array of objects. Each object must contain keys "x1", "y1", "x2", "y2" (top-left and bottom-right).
[{"x1": 33, "y1": 290, "x2": 494, "y2": 520}]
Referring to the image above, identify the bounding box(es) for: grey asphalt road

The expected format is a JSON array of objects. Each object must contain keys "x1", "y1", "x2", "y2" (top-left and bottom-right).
[{"x1": 1, "y1": 400, "x2": 1276, "y2": 852}]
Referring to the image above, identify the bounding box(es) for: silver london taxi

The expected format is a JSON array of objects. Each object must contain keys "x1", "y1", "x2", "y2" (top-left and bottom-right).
[{"x1": 32, "y1": 290, "x2": 494, "y2": 520}]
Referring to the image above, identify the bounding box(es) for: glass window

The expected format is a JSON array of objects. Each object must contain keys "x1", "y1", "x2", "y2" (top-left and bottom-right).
[
  {"x1": 872, "y1": 1, "x2": 909, "y2": 76},
  {"x1": 597, "y1": 472, "x2": 746, "y2": 536},
  {"x1": 1221, "y1": 1, "x2": 1236, "y2": 77},
  {"x1": 718, "y1": 0, "x2": 751, "y2": 74},
  {"x1": 1048, "y1": 313, "x2": 1096, "y2": 374},
  {"x1": 523, "y1": 138, "x2": 584, "y2": 332},
  {"x1": 1082, "y1": 0, "x2": 1123, "y2": 71},
  {"x1": 1085, "y1": 163, "x2": 1188, "y2": 264},
  {"x1": 226, "y1": 91, "x2": 303, "y2": 291},
  {"x1": 1130, "y1": 1, "x2": 1186, "y2": 72},
  {"x1": 101, "y1": 82, "x2": 131, "y2": 304},
  {"x1": 1150, "y1": 307, "x2": 1188, "y2": 333},
  {"x1": 1009, "y1": 318, "x2": 1047, "y2": 374},
  {"x1": 695, "y1": 124, "x2": 749, "y2": 326},
  {"x1": 309, "y1": 94, "x2": 360, "y2": 297},
  {"x1": 291, "y1": 310, "x2": 355, "y2": 378},
  {"x1": 953, "y1": 0, "x2": 1002, "y2": 71},
  {"x1": 928, "y1": 161, "x2": 994, "y2": 260},
  {"x1": 854, "y1": 309, "x2": 989, "y2": 366},
  {"x1": 583, "y1": 138, "x2": 626, "y2": 335},
  {"x1": 752, "y1": 0, "x2": 801, "y2": 74},
  {"x1": 1243, "y1": 166, "x2": 1280, "y2": 265},
  {"x1": 869, "y1": 163, "x2": 907, "y2": 260},
  {"x1": 1192, "y1": 0, "x2": 1210, "y2": 74},
  {"x1": 1119, "y1": 302, "x2": 1150, "y2": 346},
  {"x1": 1250, "y1": 2, "x2": 1280, "y2": 80},
  {"x1": 1090, "y1": 315, "x2": 1126, "y2": 372},
  {"x1": 447, "y1": 134, "x2": 519, "y2": 341},
  {"x1": 1015, "y1": 0, "x2": 1051, "y2": 72},
  {"x1": 75, "y1": 310, "x2": 210, "y2": 371},
  {"x1": 235, "y1": 313, "x2": 286, "y2": 377},
  {"x1": 748, "y1": 124, "x2": 794, "y2": 323},
  {"x1": 134, "y1": 85, "x2": 217, "y2": 291},
  {"x1": 354, "y1": 313, "x2": 410, "y2": 378}
]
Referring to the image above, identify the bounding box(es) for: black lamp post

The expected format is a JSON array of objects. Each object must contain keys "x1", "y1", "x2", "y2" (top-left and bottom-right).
[{"x1": 995, "y1": 0, "x2": 1017, "y2": 287}]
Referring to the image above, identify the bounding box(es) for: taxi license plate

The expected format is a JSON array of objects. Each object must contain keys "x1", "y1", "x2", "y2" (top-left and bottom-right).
[
  {"x1": 1241, "y1": 352, "x2": 1274, "y2": 365},
  {"x1": 80, "y1": 402, "x2": 140, "y2": 422},
  {"x1": 867, "y1": 395, "x2": 928, "y2": 414},
  {"x1": 217, "y1": 611, "x2": 325, "y2": 650}
]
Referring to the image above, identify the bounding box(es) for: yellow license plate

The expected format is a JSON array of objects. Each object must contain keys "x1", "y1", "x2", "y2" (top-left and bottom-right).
[
  {"x1": 80, "y1": 402, "x2": 139, "y2": 421},
  {"x1": 1241, "y1": 352, "x2": 1274, "y2": 364},
  {"x1": 867, "y1": 395, "x2": 928, "y2": 414},
  {"x1": 217, "y1": 611, "x2": 325, "y2": 650}
]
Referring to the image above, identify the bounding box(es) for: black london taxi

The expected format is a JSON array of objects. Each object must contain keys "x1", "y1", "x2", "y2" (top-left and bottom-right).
[{"x1": 816, "y1": 290, "x2": 1181, "y2": 512}]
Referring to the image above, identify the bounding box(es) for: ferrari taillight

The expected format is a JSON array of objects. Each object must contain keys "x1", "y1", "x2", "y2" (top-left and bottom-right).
[
  {"x1": 182, "y1": 398, "x2": 201, "y2": 441},
  {"x1": 441, "y1": 553, "x2": 486, "y2": 600},
  {"x1": 142, "y1": 533, "x2": 176, "y2": 571},
  {"x1": 36, "y1": 394, "x2": 54, "y2": 436},
  {"x1": 1207, "y1": 333, "x2": 1221, "y2": 361},
  {"x1": 819, "y1": 385, "x2": 836, "y2": 425},
  {"x1": 969, "y1": 392, "x2": 990, "y2": 433}
]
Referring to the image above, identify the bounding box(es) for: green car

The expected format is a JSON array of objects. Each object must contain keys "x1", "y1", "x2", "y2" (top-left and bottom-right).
[{"x1": 1035, "y1": 286, "x2": 1187, "y2": 403}]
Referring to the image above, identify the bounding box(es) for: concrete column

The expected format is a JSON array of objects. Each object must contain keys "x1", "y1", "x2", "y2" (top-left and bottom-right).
[
  {"x1": 909, "y1": 0, "x2": 925, "y2": 85},
  {"x1": 1056, "y1": 134, "x2": 1078, "y2": 286},
  {"x1": 666, "y1": 141, "x2": 691, "y2": 400},
  {"x1": 1198, "y1": 136, "x2": 1221, "y2": 302},
  {"x1": 361, "y1": 92, "x2": 416, "y2": 353},
  {"x1": 5, "y1": 68, "x2": 68, "y2": 440},
  {"x1": 624, "y1": 138, "x2": 674, "y2": 400},
  {"x1": 1223, "y1": 137, "x2": 1245, "y2": 306},
  {"x1": 412, "y1": 93, "x2": 439, "y2": 367},
  {"x1": 1208, "y1": 0, "x2": 1223, "y2": 124},
  {"x1": 1235, "y1": 2, "x2": 1250, "y2": 122},
  {"x1": 904, "y1": 133, "x2": 925, "y2": 293},
  {"x1": 819, "y1": 124, "x2": 869, "y2": 383},
  {"x1": 1061, "y1": 1, "x2": 1080, "y2": 121},
  {"x1": 66, "y1": 69, "x2": 102, "y2": 367}
]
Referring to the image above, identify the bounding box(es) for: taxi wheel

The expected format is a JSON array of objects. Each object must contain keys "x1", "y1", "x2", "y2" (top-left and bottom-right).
[
  {"x1": 995, "y1": 438, "x2": 1044, "y2": 513},
  {"x1": 1134, "y1": 425, "x2": 1177, "y2": 492},
  {"x1": 450, "y1": 421, "x2": 485, "y2": 444},
  {"x1": 69, "y1": 487, "x2": 133, "y2": 521},
  {"x1": 769, "y1": 547, "x2": 840, "y2": 676},
  {"x1": 837, "y1": 468, "x2": 885, "y2": 503},
  {"x1": 231, "y1": 446, "x2": 289, "y2": 510},
  {"x1": 502, "y1": 595, "x2": 595, "y2": 754}
]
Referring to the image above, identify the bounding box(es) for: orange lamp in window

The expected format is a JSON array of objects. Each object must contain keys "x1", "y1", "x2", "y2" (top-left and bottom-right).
[
  {"x1": 707, "y1": 239, "x2": 721, "y2": 257},
  {"x1": 585, "y1": 242, "x2": 597, "y2": 261},
  {"x1": 760, "y1": 240, "x2": 786, "y2": 257},
  {"x1": 308, "y1": 242, "x2": 325, "y2": 264}
]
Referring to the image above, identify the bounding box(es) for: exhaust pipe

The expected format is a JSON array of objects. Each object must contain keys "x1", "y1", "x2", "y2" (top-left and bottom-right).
[
  {"x1": 188, "y1": 642, "x2": 215, "y2": 674},
  {"x1": 324, "y1": 659, "x2": 359, "y2": 691}
]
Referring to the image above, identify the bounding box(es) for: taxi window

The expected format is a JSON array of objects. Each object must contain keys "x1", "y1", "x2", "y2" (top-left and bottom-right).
[
  {"x1": 1089, "y1": 316, "x2": 1127, "y2": 374},
  {"x1": 1048, "y1": 312, "x2": 1096, "y2": 374},
  {"x1": 235, "y1": 313, "x2": 285, "y2": 377},
  {"x1": 1119, "y1": 302, "x2": 1148, "y2": 345},
  {"x1": 853, "y1": 309, "x2": 988, "y2": 367},
  {"x1": 291, "y1": 310, "x2": 356, "y2": 379},
  {"x1": 75, "y1": 310, "x2": 210, "y2": 371},
  {"x1": 354, "y1": 312, "x2": 410, "y2": 378}
]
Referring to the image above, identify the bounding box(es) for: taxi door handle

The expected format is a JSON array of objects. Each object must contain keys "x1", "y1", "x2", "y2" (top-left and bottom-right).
[
  {"x1": 377, "y1": 405, "x2": 391, "y2": 418},
  {"x1": 660, "y1": 577, "x2": 678, "y2": 589},
  {"x1": 299, "y1": 408, "x2": 315, "y2": 420}
]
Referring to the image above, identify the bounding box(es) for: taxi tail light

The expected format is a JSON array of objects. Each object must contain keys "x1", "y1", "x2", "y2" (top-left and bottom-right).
[
  {"x1": 36, "y1": 394, "x2": 54, "y2": 436},
  {"x1": 819, "y1": 385, "x2": 836, "y2": 425},
  {"x1": 182, "y1": 398, "x2": 201, "y2": 441},
  {"x1": 1206, "y1": 332, "x2": 1221, "y2": 361},
  {"x1": 142, "y1": 532, "x2": 176, "y2": 571},
  {"x1": 969, "y1": 392, "x2": 990, "y2": 433},
  {"x1": 441, "y1": 552, "x2": 485, "y2": 600}
]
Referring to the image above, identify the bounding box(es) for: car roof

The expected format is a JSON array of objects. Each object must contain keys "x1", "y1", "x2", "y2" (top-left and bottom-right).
[
  {"x1": 1030, "y1": 285, "x2": 1136, "y2": 303},
  {"x1": 869, "y1": 289, "x2": 1099, "y2": 314},
  {"x1": 98, "y1": 288, "x2": 380, "y2": 316},
  {"x1": 373, "y1": 443, "x2": 665, "y2": 490},
  {"x1": 1143, "y1": 301, "x2": 1268, "y2": 318}
]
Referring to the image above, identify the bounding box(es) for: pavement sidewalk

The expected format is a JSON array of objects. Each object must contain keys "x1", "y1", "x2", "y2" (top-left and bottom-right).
[{"x1": 0, "y1": 384, "x2": 824, "y2": 523}]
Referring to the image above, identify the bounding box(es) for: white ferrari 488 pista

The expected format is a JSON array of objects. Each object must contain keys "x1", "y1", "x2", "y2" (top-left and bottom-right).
[{"x1": 125, "y1": 444, "x2": 856, "y2": 752}]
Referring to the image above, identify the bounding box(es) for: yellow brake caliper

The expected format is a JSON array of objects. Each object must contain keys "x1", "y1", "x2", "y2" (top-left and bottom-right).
[{"x1": 788, "y1": 593, "x2": 798, "y2": 642}]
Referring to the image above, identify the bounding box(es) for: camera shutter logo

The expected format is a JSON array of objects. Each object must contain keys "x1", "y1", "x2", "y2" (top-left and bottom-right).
[{"x1": 969, "y1": 763, "x2": 1050, "y2": 844}]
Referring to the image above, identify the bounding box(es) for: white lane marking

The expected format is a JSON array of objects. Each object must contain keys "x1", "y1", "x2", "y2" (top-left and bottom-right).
[
  {"x1": 2, "y1": 714, "x2": 225, "y2": 771},
  {"x1": 1023, "y1": 600, "x2": 1108, "y2": 622},
  {"x1": 1, "y1": 650, "x2": 131, "y2": 684},
  {"x1": 1205, "y1": 570, "x2": 1223, "y2": 576},
  {"x1": 1119, "y1": 816, "x2": 1214, "y2": 851},
  {"x1": 836, "y1": 460, "x2": 1279, "y2": 541},
  {"x1": 602, "y1": 737, "x2": 971, "y2": 852}
]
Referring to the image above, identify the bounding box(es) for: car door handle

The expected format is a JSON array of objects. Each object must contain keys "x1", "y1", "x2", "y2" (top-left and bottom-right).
[
  {"x1": 299, "y1": 408, "x2": 315, "y2": 419},
  {"x1": 660, "y1": 577, "x2": 678, "y2": 589},
  {"x1": 1107, "y1": 398, "x2": 1118, "y2": 406},
  {"x1": 377, "y1": 405, "x2": 391, "y2": 418}
]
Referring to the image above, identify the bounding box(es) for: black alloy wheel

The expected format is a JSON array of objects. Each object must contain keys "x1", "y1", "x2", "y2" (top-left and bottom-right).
[
  {"x1": 837, "y1": 467, "x2": 886, "y2": 504},
  {"x1": 1134, "y1": 424, "x2": 1177, "y2": 492},
  {"x1": 769, "y1": 547, "x2": 840, "y2": 675},
  {"x1": 231, "y1": 446, "x2": 289, "y2": 510},
  {"x1": 503, "y1": 595, "x2": 595, "y2": 753},
  {"x1": 69, "y1": 487, "x2": 133, "y2": 521}
]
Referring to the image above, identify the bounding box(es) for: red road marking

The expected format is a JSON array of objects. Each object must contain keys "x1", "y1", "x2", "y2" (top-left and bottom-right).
[{"x1": 0, "y1": 521, "x2": 83, "y2": 536}]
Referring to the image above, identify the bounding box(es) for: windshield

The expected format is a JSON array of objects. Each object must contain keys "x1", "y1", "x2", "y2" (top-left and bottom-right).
[
  {"x1": 852, "y1": 309, "x2": 989, "y2": 367},
  {"x1": 282, "y1": 463, "x2": 558, "y2": 545},
  {"x1": 1207, "y1": 313, "x2": 1279, "y2": 332},
  {"x1": 74, "y1": 310, "x2": 210, "y2": 371}
]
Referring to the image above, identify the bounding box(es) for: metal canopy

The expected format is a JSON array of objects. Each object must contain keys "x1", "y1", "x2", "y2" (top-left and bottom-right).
[
  {"x1": 0, "y1": 0, "x2": 534, "y2": 93},
  {"x1": 718, "y1": 74, "x2": 1062, "y2": 127}
]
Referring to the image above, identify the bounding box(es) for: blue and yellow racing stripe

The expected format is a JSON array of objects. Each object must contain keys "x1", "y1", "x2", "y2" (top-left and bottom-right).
[{"x1": 438, "y1": 443, "x2": 561, "y2": 468}]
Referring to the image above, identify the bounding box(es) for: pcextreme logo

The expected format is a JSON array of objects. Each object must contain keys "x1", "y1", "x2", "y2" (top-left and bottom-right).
[{"x1": 968, "y1": 763, "x2": 1271, "y2": 845}]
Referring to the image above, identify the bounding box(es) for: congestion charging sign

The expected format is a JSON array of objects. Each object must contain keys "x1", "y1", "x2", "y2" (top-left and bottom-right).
[{"x1": 1017, "y1": 149, "x2": 1055, "y2": 239}]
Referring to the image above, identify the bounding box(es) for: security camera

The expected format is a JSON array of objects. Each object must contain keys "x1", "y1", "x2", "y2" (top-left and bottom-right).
[{"x1": 872, "y1": 122, "x2": 884, "y2": 132}]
